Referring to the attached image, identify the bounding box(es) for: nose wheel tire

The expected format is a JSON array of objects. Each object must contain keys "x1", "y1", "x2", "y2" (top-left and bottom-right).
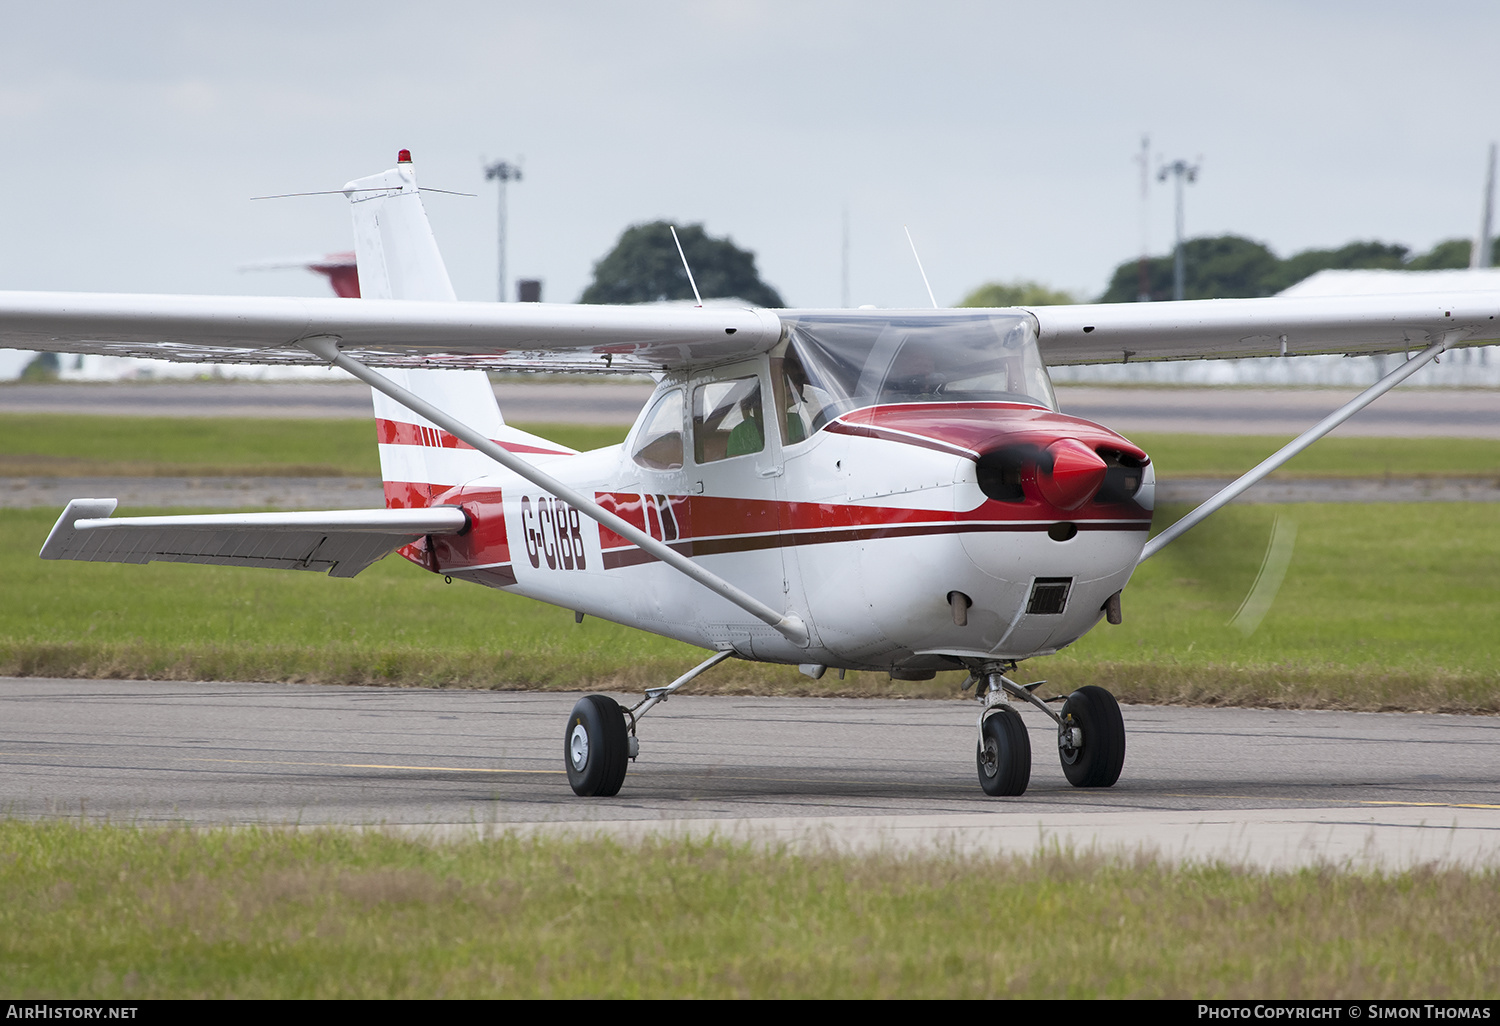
[
  {"x1": 565, "y1": 695, "x2": 629, "y2": 797},
  {"x1": 976, "y1": 705, "x2": 1032, "y2": 796},
  {"x1": 1057, "y1": 685, "x2": 1125, "y2": 788}
]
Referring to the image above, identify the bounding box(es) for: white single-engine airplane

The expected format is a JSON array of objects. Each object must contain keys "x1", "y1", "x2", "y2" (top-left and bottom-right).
[{"x1": 5, "y1": 152, "x2": 1496, "y2": 797}]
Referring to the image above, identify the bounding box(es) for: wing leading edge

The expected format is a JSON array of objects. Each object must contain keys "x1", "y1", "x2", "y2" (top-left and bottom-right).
[
  {"x1": 40, "y1": 500, "x2": 470, "y2": 578},
  {"x1": 1027, "y1": 292, "x2": 1500, "y2": 365},
  {"x1": 0, "y1": 291, "x2": 784, "y2": 373},
  {"x1": 2, "y1": 290, "x2": 1496, "y2": 372}
]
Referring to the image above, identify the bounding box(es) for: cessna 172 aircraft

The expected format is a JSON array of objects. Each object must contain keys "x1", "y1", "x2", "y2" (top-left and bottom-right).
[{"x1": 4, "y1": 152, "x2": 1496, "y2": 797}]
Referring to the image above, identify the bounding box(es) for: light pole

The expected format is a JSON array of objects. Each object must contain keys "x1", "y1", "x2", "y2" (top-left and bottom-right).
[
  {"x1": 1157, "y1": 158, "x2": 1199, "y2": 301},
  {"x1": 483, "y1": 159, "x2": 522, "y2": 302}
]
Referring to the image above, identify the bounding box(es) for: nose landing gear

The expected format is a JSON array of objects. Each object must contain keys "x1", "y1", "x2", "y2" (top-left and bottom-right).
[
  {"x1": 967, "y1": 665, "x2": 1126, "y2": 797},
  {"x1": 976, "y1": 704, "x2": 1031, "y2": 796}
]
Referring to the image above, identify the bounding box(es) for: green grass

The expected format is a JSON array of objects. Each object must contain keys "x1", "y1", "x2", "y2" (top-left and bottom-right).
[
  {"x1": 0, "y1": 505, "x2": 863, "y2": 695},
  {"x1": 1, "y1": 501, "x2": 1497, "y2": 710},
  {"x1": 1132, "y1": 432, "x2": 1500, "y2": 479},
  {"x1": 1035, "y1": 502, "x2": 1500, "y2": 712},
  {"x1": 0, "y1": 822, "x2": 1494, "y2": 999},
  {"x1": 0, "y1": 415, "x2": 627, "y2": 477},
  {"x1": 4, "y1": 413, "x2": 1500, "y2": 480}
]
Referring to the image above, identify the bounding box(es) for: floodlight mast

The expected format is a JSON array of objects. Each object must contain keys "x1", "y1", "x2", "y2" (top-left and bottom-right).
[
  {"x1": 1473, "y1": 142, "x2": 1495, "y2": 271},
  {"x1": 484, "y1": 159, "x2": 523, "y2": 302},
  {"x1": 1136, "y1": 135, "x2": 1151, "y2": 302},
  {"x1": 1157, "y1": 157, "x2": 1200, "y2": 301}
]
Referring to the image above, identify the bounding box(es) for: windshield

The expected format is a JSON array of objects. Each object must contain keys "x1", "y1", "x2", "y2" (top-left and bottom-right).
[{"x1": 777, "y1": 311, "x2": 1056, "y2": 431}]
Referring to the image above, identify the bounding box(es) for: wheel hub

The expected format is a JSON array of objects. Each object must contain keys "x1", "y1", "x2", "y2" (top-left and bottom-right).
[
  {"x1": 978, "y1": 736, "x2": 999, "y2": 778},
  {"x1": 1058, "y1": 720, "x2": 1083, "y2": 765},
  {"x1": 569, "y1": 723, "x2": 590, "y2": 770}
]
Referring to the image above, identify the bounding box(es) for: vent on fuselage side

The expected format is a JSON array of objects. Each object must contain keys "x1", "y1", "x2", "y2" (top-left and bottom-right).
[{"x1": 1027, "y1": 577, "x2": 1073, "y2": 615}]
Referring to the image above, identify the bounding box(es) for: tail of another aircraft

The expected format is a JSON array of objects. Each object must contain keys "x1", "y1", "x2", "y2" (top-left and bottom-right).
[{"x1": 344, "y1": 151, "x2": 572, "y2": 508}]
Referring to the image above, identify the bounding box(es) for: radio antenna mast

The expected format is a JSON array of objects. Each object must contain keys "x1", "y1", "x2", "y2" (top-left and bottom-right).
[
  {"x1": 904, "y1": 225, "x2": 939, "y2": 309},
  {"x1": 669, "y1": 225, "x2": 703, "y2": 307}
]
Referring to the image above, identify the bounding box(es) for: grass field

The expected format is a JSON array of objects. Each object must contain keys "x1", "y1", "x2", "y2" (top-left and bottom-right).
[
  {"x1": 1044, "y1": 501, "x2": 1500, "y2": 712},
  {"x1": 0, "y1": 414, "x2": 626, "y2": 477},
  {"x1": 5, "y1": 412, "x2": 1500, "y2": 480},
  {"x1": 1, "y1": 822, "x2": 1494, "y2": 999}
]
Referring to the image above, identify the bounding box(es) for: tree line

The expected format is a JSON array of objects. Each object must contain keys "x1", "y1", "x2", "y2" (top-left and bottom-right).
[
  {"x1": 965, "y1": 237, "x2": 1495, "y2": 308},
  {"x1": 579, "y1": 220, "x2": 1495, "y2": 309}
]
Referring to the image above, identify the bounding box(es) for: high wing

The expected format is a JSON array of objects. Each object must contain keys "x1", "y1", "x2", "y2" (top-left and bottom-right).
[
  {"x1": 1025, "y1": 292, "x2": 1500, "y2": 366},
  {"x1": 0, "y1": 290, "x2": 784, "y2": 374},
  {"x1": 1, "y1": 290, "x2": 1496, "y2": 373},
  {"x1": 40, "y1": 499, "x2": 469, "y2": 578}
]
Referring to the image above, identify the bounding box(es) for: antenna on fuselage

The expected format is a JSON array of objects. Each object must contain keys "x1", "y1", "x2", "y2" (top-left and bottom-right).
[
  {"x1": 669, "y1": 225, "x2": 704, "y2": 307},
  {"x1": 904, "y1": 225, "x2": 939, "y2": 309}
]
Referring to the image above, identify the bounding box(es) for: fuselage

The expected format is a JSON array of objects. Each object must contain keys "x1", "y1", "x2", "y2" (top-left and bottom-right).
[{"x1": 384, "y1": 350, "x2": 1155, "y2": 677}]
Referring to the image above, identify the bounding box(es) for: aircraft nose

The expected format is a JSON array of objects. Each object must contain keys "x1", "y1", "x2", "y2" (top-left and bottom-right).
[{"x1": 1036, "y1": 438, "x2": 1108, "y2": 511}]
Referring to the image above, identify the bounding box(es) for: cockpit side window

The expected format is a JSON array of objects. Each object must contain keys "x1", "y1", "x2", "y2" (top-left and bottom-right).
[
  {"x1": 693, "y1": 376, "x2": 764, "y2": 463},
  {"x1": 771, "y1": 351, "x2": 821, "y2": 445},
  {"x1": 630, "y1": 389, "x2": 684, "y2": 470}
]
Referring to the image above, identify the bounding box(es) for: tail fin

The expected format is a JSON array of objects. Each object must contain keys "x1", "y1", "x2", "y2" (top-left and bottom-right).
[{"x1": 344, "y1": 151, "x2": 571, "y2": 508}]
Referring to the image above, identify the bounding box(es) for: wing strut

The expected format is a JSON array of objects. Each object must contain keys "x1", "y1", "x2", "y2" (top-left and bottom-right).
[
  {"x1": 300, "y1": 336, "x2": 810, "y2": 646},
  {"x1": 1137, "y1": 333, "x2": 1458, "y2": 563}
]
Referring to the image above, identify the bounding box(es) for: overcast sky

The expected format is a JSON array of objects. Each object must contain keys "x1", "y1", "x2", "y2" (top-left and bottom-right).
[{"x1": 2, "y1": 1, "x2": 1497, "y2": 310}]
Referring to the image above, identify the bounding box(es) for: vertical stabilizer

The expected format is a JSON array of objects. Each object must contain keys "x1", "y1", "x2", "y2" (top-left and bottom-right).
[
  {"x1": 342, "y1": 150, "x2": 457, "y2": 302},
  {"x1": 345, "y1": 151, "x2": 569, "y2": 509}
]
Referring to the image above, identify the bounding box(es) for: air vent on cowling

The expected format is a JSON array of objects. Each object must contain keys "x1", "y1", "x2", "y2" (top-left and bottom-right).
[{"x1": 1027, "y1": 577, "x2": 1072, "y2": 615}]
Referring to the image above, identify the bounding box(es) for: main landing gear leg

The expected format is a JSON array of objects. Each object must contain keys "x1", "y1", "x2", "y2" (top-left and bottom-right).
[
  {"x1": 563, "y1": 649, "x2": 735, "y2": 797},
  {"x1": 964, "y1": 663, "x2": 1126, "y2": 796}
]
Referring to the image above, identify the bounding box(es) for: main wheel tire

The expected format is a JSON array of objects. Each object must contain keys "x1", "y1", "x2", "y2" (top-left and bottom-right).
[
  {"x1": 976, "y1": 705, "x2": 1032, "y2": 796},
  {"x1": 1057, "y1": 685, "x2": 1125, "y2": 788},
  {"x1": 565, "y1": 694, "x2": 629, "y2": 797}
]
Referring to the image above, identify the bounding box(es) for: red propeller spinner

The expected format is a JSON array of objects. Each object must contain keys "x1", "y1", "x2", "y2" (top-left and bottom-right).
[{"x1": 1036, "y1": 438, "x2": 1108, "y2": 511}]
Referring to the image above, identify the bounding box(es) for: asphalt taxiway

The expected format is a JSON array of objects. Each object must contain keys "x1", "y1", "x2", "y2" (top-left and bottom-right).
[{"x1": 3, "y1": 678, "x2": 1496, "y2": 868}]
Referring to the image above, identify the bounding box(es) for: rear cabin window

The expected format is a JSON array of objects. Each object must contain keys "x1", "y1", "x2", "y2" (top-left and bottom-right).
[{"x1": 693, "y1": 377, "x2": 764, "y2": 464}]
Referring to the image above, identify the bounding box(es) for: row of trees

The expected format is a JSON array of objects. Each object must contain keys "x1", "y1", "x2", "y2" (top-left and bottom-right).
[
  {"x1": 577, "y1": 220, "x2": 1495, "y2": 310},
  {"x1": 579, "y1": 222, "x2": 783, "y2": 308},
  {"x1": 1093, "y1": 235, "x2": 1495, "y2": 304}
]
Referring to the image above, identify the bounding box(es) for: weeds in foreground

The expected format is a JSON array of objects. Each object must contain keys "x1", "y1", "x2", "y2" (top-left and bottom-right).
[{"x1": 0, "y1": 822, "x2": 1495, "y2": 999}]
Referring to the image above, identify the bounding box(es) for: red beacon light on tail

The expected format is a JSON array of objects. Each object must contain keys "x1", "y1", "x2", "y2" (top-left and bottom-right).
[{"x1": 397, "y1": 149, "x2": 412, "y2": 163}]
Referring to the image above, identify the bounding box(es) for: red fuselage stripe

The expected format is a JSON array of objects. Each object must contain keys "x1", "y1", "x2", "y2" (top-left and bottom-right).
[
  {"x1": 375, "y1": 418, "x2": 572, "y2": 456},
  {"x1": 599, "y1": 518, "x2": 1149, "y2": 569}
]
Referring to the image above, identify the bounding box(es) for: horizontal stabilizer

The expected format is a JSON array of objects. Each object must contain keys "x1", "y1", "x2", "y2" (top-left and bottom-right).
[{"x1": 40, "y1": 500, "x2": 469, "y2": 578}]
